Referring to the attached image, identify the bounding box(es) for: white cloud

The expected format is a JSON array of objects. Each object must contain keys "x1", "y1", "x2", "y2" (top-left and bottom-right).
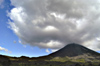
[
  {"x1": 46, "y1": 49, "x2": 50, "y2": 53},
  {"x1": 38, "y1": 40, "x2": 63, "y2": 49},
  {"x1": 44, "y1": 26, "x2": 59, "y2": 31},
  {"x1": 19, "y1": 40, "x2": 22, "y2": 44},
  {"x1": 51, "y1": 49, "x2": 59, "y2": 52},
  {"x1": 0, "y1": 46, "x2": 11, "y2": 53},
  {"x1": 8, "y1": 0, "x2": 100, "y2": 51}
]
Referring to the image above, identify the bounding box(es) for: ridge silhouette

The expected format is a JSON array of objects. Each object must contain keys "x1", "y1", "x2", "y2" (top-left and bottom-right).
[{"x1": 49, "y1": 43, "x2": 100, "y2": 57}]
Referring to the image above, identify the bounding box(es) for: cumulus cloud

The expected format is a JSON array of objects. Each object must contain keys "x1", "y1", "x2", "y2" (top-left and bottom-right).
[
  {"x1": 18, "y1": 40, "x2": 22, "y2": 44},
  {"x1": 0, "y1": 46, "x2": 11, "y2": 53},
  {"x1": 8, "y1": 0, "x2": 100, "y2": 51},
  {"x1": 46, "y1": 49, "x2": 50, "y2": 53},
  {"x1": 51, "y1": 49, "x2": 59, "y2": 52}
]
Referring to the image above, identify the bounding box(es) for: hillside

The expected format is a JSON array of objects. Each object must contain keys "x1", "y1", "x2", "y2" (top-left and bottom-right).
[
  {"x1": 0, "y1": 43, "x2": 100, "y2": 66},
  {"x1": 49, "y1": 43, "x2": 100, "y2": 57}
]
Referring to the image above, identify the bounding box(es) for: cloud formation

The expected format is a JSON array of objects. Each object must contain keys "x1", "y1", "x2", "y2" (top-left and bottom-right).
[
  {"x1": 0, "y1": 46, "x2": 11, "y2": 53},
  {"x1": 0, "y1": 0, "x2": 4, "y2": 8},
  {"x1": 46, "y1": 49, "x2": 50, "y2": 53},
  {"x1": 8, "y1": 0, "x2": 100, "y2": 51}
]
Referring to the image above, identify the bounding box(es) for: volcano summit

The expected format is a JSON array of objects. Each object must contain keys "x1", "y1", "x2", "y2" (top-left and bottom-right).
[{"x1": 49, "y1": 43, "x2": 100, "y2": 57}]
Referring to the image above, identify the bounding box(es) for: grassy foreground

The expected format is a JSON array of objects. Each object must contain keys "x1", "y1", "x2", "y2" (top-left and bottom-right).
[{"x1": 0, "y1": 56, "x2": 100, "y2": 66}]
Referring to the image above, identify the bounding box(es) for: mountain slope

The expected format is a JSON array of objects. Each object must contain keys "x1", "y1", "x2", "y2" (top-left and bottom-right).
[
  {"x1": 0, "y1": 43, "x2": 100, "y2": 60},
  {"x1": 0, "y1": 43, "x2": 100, "y2": 66},
  {"x1": 49, "y1": 43, "x2": 100, "y2": 57}
]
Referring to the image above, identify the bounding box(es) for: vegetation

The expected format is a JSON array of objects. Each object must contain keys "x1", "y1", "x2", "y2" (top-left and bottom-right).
[
  {"x1": 1, "y1": 61, "x2": 100, "y2": 66},
  {"x1": 0, "y1": 44, "x2": 100, "y2": 66},
  {"x1": 0, "y1": 55, "x2": 100, "y2": 66},
  {"x1": 0, "y1": 56, "x2": 100, "y2": 66}
]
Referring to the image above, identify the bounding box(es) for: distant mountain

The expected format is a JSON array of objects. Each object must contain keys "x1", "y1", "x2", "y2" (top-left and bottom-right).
[
  {"x1": 0, "y1": 43, "x2": 100, "y2": 66},
  {"x1": 0, "y1": 43, "x2": 100, "y2": 59},
  {"x1": 49, "y1": 43, "x2": 100, "y2": 57}
]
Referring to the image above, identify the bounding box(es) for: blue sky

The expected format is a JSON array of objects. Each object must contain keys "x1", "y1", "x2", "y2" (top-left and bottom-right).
[
  {"x1": 0, "y1": 0, "x2": 100, "y2": 57},
  {"x1": 0, "y1": 0, "x2": 52, "y2": 57}
]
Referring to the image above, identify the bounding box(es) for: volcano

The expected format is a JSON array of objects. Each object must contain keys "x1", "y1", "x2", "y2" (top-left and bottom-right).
[
  {"x1": 49, "y1": 43, "x2": 100, "y2": 57},
  {"x1": 0, "y1": 43, "x2": 100, "y2": 66}
]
